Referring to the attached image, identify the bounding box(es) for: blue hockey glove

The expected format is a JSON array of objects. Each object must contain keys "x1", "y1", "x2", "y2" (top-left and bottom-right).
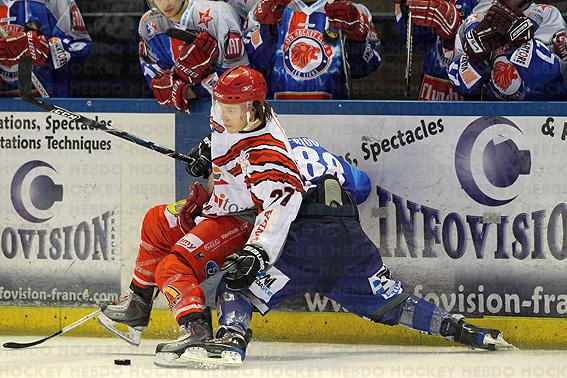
[{"x1": 221, "y1": 244, "x2": 269, "y2": 290}]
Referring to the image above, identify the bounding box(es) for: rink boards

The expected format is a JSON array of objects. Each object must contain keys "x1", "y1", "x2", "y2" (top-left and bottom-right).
[{"x1": 0, "y1": 99, "x2": 565, "y2": 348}]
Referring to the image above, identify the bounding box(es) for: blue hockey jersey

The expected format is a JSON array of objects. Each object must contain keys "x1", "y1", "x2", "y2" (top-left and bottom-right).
[
  {"x1": 0, "y1": 0, "x2": 91, "y2": 97},
  {"x1": 244, "y1": 0, "x2": 381, "y2": 99},
  {"x1": 289, "y1": 136, "x2": 371, "y2": 204}
]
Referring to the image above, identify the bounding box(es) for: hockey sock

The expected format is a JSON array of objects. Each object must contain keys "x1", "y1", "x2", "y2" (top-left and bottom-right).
[{"x1": 216, "y1": 282, "x2": 253, "y2": 335}]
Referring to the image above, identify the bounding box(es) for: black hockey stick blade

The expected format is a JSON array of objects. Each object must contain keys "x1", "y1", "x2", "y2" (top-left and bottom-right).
[
  {"x1": 3, "y1": 331, "x2": 62, "y2": 349},
  {"x1": 18, "y1": 57, "x2": 194, "y2": 164},
  {"x1": 3, "y1": 309, "x2": 102, "y2": 349},
  {"x1": 166, "y1": 28, "x2": 198, "y2": 44}
]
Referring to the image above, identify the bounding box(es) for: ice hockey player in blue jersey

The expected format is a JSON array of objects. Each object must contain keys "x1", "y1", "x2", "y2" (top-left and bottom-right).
[
  {"x1": 0, "y1": 0, "x2": 91, "y2": 97},
  {"x1": 446, "y1": 0, "x2": 567, "y2": 100},
  {"x1": 244, "y1": 0, "x2": 381, "y2": 99},
  {"x1": 140, "y1": 0, "x2": 250, "y2": 112},
  {"x1": 395, "y1": 0, "x2": 478, "y2": 100}
]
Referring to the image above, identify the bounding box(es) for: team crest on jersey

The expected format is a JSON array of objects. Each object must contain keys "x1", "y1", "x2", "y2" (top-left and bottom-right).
[
  {"x1": 283, "y1": 29, "x2": 332, "y2": 80},
  {"x1": 198, "y1": 8, "x2": 214, "y2": 29}
]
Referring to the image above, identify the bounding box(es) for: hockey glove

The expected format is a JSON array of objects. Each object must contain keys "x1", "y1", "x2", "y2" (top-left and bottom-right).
[
  {"x1": 484, "y1": 0, "x2": 533, "y2": 47},
  {"x1": 185, "y1": 136, "x2": 211, "y2": 178},
  {"x1": 552, "y1": 30, "x2": 567, "y2": 61},
  {"x1": 462, "y1": 19, "x2": 506, "y2": 62},
  {"x1": 222, "y1": 244, "x2": 269, "y2": 290},
  {"x1": 0, "y1": 31, "x2": 49, "y2": 67},
  {"x1": 325, "y1": 1, "x2": 370, "y2": 41},
  {"x1": 178, "y1": 182, "x2": 210, "y2": 232},
  {"x1": 174, "y1": 32, "x2": 219, "y2": 85},
  {"x1": 255, "y1": 0, "x2": 291, "y2": 25},
  {"x1": 150, "y1": 71, "x2": 191, "y2": 113},
  {"x1": 407, "y1": 0, "x2": 461, "y2": 41}
]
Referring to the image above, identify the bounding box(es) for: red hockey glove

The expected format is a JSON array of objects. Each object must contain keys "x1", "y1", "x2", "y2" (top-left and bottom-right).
[
  {"x1": 325, "y1": 1, "x2": 370, "y2": 41},
  {"x1": 178, "y1": 182, "x2": 210, "y2": 232},
  {"x1": 174, "y1": 32, "x2": 219, "y2": 85},
  {"x1": 150, "y1": 71, "x2": 191, "y2": 113},
  {"x1": 222, "y1": 244, "x2": 269, "y2": 290},
  {"x1": 0, "y1": 31, "x2": 49, "y2": 67},
  {"x1": 484, "y1": 0, "x2": 533, "y2": 47},
  {"x1": 407, "y1": 0, "x2": 461, "y2": 40},
  {"x1": 462, "y1": 19, "x2": 506, "y2": 61},
  {"x1": 254, "y1": 0, "x2": 291, "y2": 25}
]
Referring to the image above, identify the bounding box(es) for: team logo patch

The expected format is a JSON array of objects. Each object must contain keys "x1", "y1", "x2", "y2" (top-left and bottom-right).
[
  {"x1": 205, "y1": 260, "x2": 219, "y2": 279},
  {"x1": 198, "y1": 8, "x2": 214, "y2": 29},
  {"x1": 491, "y1": 56, "x2": 524, "y2": 100},
  {"x1": 283, "y1": 29, "x2": 332, "y2": 80}
]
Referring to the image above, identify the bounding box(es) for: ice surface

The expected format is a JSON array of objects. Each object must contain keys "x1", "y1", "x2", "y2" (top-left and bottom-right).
[{"x1": 1, "y1": 336, "x2": 566, "y2": 378}]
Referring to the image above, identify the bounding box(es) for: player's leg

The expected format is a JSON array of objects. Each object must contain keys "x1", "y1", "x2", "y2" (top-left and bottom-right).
[
  {"x1": 326, "y1": 217, "x2": 513, "y2": 350},
  {"x1": 153, "y1": 216, "x2": 253, "y2": 367},
  {"x1": 98, "y1": 204, "x2": 184, "y2": 345}
]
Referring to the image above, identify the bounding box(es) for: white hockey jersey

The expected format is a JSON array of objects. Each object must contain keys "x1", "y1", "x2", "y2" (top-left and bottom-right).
[{"x1": 197, "y1": 110, "x2": 304, "y2": 264}]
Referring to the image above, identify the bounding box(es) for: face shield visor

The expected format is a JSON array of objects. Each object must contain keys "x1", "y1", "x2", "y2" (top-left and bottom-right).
[{"x1": 212, "y1": 98, "x2": 256, "y2": 133}]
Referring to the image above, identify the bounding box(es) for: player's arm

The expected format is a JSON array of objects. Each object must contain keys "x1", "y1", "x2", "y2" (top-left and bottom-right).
[
  {"x1": 211, "y1": 2, "x2": 250, "y2": 71},
  {"x1": 45, "y1": 0, "x2": 92, "y2": 68},
  {"x1": 222, "y1": 144, "x2": 304, "y2": 290},
  {"x1": 325, "y1": 3, "x2": 382, "y2": 78},
  {"x1": 243, "y1": 0, "x2": 286, "y2": 72}
]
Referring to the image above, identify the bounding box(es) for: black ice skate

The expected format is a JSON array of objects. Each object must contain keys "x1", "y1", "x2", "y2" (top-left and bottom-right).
[
  {"x1": 177, "y1": 327, "x2": 253, "y2": 368},
  {"x1": 442, "y1": 317, "x2": 515, "y2": 351},
  {"x1": 154, "y1": 308, "x2": 213, "y2": 368},
  {"x1": 97, "y1": 290, "x2": 154, "y2": 346}
]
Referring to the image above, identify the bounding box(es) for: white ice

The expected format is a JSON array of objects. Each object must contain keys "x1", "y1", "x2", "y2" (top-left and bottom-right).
[{"x1": 1, "y1": 336, "x2": 566, "y2": 378}]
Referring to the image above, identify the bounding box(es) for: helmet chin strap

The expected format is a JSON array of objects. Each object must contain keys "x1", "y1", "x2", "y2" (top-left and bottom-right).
[
  {"x1": 241, "y1": 103, "x2": 262, "y2": 132},
  {"x1": 242, "y1": 109, "x2": 262, "y2": 132}
]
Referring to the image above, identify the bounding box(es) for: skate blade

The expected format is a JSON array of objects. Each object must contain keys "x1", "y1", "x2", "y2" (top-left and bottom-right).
[
  {"x1": 178, "y1": 347, "x2": 244, "y2": 368},
  {"x1": 154, "y1": 352, "x2": 192, "y2": 368},
  {"x1": 484, "y1": 334, "x2": 517, "y2": 350},
  {"x1": 97, "y1": 313, "x2": 143, "y2": 346}
]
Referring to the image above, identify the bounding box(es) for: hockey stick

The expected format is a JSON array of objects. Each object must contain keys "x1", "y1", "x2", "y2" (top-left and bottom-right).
[
  {"x1": 166, "y1": 28, "x2": 197, "y2": 43},
  {"x1": 404, "y1": 10, "x2": 413, "y2": 99},
  {"x1": 18, "y1": 56, "x2": 194, "y2": 164},
  {"x1": 0, "y1": 24, "x2": 50, "y2": 98},
  {"x1": 3, "y1": 309, "x2": 102, "y2": 349}
]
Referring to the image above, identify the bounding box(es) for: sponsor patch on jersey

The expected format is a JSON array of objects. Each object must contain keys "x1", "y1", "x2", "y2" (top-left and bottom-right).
[
  {"x1": 224, "y1": 30, "x2": 244, "y2": 61},
  {"x1": 49, "y1": 37, "x2": 71, "y2": 69},
  {"x1": 251, "y1": 28, "x2": 263, "y2": 50},
  {"x1": 368, "y1": 266, "x2": 403, "y2": 299},
  {"x1": 176, "y1": 233, "x2": 204, "y2": 253},
  {"x1": 250, "y1": 267, "x2": 290, "y2": 303},
  {"x1": 510, "y1": 41, "x2": 533, "y2": 68},
  {"x1": 205, "y1": 260, "x2": 219, "y2": 279},
  {"x1": 418, "y1": 74, "x2": 463, "y2": 101},
  {"x1": 459, "y1": 55, "x2": 481, "y2": 89},
  {"x1": 203, "y1": 238, "x2": 220, "y2": 251},
  {"x1": 71, "y1": 4, "x2": 87, "y2": 33},
  {"x1": 283, "y1": 29, "x2": 332, "y2": 80}
]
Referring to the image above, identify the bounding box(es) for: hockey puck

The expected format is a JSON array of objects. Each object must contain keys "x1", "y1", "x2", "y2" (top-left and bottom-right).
[{"x1": 114, "y1": 359, "x2": 131, "y2": 366}]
